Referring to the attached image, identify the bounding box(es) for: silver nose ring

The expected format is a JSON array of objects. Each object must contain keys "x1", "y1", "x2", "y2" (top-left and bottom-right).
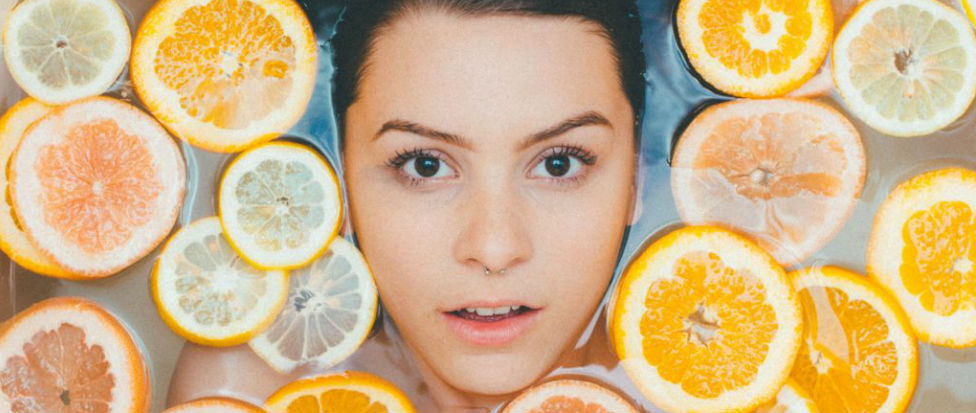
[{"x1": 484, "y1": 266, "x2": 507, "y2": 275}]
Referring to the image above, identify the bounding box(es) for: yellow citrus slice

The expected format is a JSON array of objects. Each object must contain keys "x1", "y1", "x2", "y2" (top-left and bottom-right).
[
  {"x1": 130, "y1": 0, "x2": 317, "y2": 152},
  {"x1": 610, "y1": 226, "x2": 802, "y2": 413},
  {"x1": 0, "y1": 296, "x2": 150, "y2": 412},
  {"x1": 677, "y1": 0, "x2": 833, "y2": 97},
  {"x1": 8, "y1": 96, "x2": 186, "y2": 278},
  {"x1": 832, "y1": 0, "x2": 976, "y2": 137},
  {"x1": 755, "y1": 380, "x2": 818, "y2": 413},
  {"x1": 501, "y1": 379, "x2": 639, "y2": 413},
  {"x1": 152, "y1": 216, "x2": 288, "y2": 347},
  {"x1": 249, "y1": 237, "x2": 378, "y2": 373},
  {"x1": 789, "y1": 267, "x2": 917, "y2": 413},
  {"x1": 218, "y1": 141, "x2": 342, "y2": 270},
  {"x1": 265, "y1": 372, "x2": 416, "y2": 413},
  {"x1": 965, "y1": 0, "x2": 976, "y2": 29},
  {"x1": 0, "y1": 97, "x2": 71, "y2": 278},
  {"x1": 867, "y1": 167, "x2": 976, "y2": 347},
  {"x1": 163, "y1": 396, "x2": 267, "y2": 413},
  {"x1": 671, "y1": 99, "x2": 865, "y2": 266}
]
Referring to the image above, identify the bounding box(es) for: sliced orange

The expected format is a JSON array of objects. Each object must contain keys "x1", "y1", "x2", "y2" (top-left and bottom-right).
[
  {"x1": 0, "y1": 97, "x2": 71, "y2": 278},
  {"x1": 677, "y1": 0, "x2": 833, "y2": 97},
  {"x1": 163, "y1": 396, "x2": 267, "y2": 413},
  {"x1": 131, "y1": 0, "x2": 317, "y2": 152},
  {"x1": 867, "y1": 167, "x2": 976, "y2": 347},
  {"x1": 789, "y1": 267, "x2": 917, "y2": 413},
  {"x1": 610, "y1": 226, "x2": 802, "y2": 413},
  {"x1": 265, "y1": 372, "x2": 416, "y2": 413},
  {"x1": 8, "y1": 96, "x2": 186, "y2": 278},
  {"x1": 0, "y1": 296, "x2": 150, "y2": 412},
  {"x1": 754, "y1": 380, "x2": 818, "y2": 413},
  {"x1": 501, "y1": 379, "x2": 639, "y2": 413},
  {"x1": 671, "y1": 99, "x2": 865, "y2": 266}
]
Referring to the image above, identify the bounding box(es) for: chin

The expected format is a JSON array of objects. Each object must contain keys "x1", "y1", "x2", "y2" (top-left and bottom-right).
[{"x1": 433, "y1": 349, "x2": 559, "y2": 396}]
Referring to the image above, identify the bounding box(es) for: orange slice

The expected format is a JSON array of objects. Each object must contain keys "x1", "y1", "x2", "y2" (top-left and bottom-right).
[
  {"x1": 163, "y1": 396, "x2": 267, "y2": 413},
  {"x1": 755, "y1": 380, "x2": 818, "y2": 413},
  {"x1": 671, "y1": 99, "x2": 865, "y2": 266},
  {"x1": 130, "y1": 0, "x2": 317, "y2": 152},
  {"x1": 789, "y1": 267, "x2": 917, "y2": 413},
  {"x1": 610, "y1": 226, "x2": 802, "y2": 413},
  {"x1": 677, "y1": 0, "x2": 833, "y2": 97},
  {"x1": 0, "y1": 296, "x2": 150, "y2": 412},
  {"x1": 8, "y1": 96, "x2": 186, "y2": 278},
  {"x1": 265, "y1": 372, "x2": 416, "y2": 413},
  {"x1": 501, "y1": 379, "x2": 639, "y2": 413},
  {"x1": 0, "y1": 97, "x2": 71, "y2": 278},
  {"x1": 867, "y1": 167, "x2": 976, "y2": 347}
]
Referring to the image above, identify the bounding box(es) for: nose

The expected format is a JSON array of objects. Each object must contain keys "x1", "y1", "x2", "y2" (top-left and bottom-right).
[{"x1": 453, "y1": 183, "x2": 533, "y2": 275}]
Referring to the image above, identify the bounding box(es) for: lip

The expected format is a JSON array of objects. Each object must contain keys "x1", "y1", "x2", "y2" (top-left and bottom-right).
[{"x1": 441, "y1": 302, "x2": 541, "y2": 347}]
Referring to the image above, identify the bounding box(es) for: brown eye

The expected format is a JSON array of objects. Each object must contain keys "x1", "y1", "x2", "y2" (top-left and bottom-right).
[
  {"x1": 414, "y1": 157, "x2": 440, "y2": 177},
  {"x1": 545, "y1": 155, "x2": 570, "y2": 177}
]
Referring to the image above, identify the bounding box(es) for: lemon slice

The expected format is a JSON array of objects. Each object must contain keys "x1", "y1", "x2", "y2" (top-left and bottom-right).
[
  {"x1": 266, "y1": 372, "x2": 416, "y2": 413},
  {"x1": 152, "y1": 216, "x2": 288, "y2": 347},
  {"x1": 2, "y1": 0, "x2": 130, "y2": 104},
  {"x1": 219, "y1": 141, "x2": 342, "y2": 270},
  {"x1": 249, "y1": 237, "x2": 378, "y2": 373},
  {"x1": 832, "y1": 0, "x2": 976, "y2": 137}
]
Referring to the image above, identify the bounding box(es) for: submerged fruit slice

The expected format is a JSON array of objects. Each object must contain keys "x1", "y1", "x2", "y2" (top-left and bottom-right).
[
  {"x1": 131, "y1": 0, "x2": 317, "y2": 152},
  {"x1": 610, "y1": 226, "x2": 802, "y2": 413},
  {"x1": 8, "y1": 96, "x2": 186, "y2": 278},
  {"x1": 249, "y1": 237, "x2": 378, "y2": 373},
  {"x1": 755, "y1": 380, "x2": 818, "y2": 413},
  {"x1": 163, "y1": 396, "x2": 267, "y2": 413},
  {"x1": 0, "y1": 296, "x2": 150, "y2": 413},
  {"x1": 265, "y1": 372, "x2": 416, "y2": 413},
  {"x1": 2, "y1": 0, "x2": 130, "y2": 104},
  {"x1": 672, "y1": 99, "x2": 865, "y2": 266},
  {"x1": 832, "y1": 0, "x2": 976, "y2": 137},
  {"x1": 219, "y1": 141, "x2": 342, "y2": 270},
  {"x1": 789, "y1": 267, "x2": 917, "y2": 413},
  {"x1": 677, "y1": 0, "x2": 833, "y2": 97},
  {"x1": 867, "y1": 167, "x2": 976, "y2": 347},
  {"x1": 152, "y1": 216, "x2": 288, "y2": 347},
  {"x1": 501, "y1": 379, "x2": 639, "y2": 413}
]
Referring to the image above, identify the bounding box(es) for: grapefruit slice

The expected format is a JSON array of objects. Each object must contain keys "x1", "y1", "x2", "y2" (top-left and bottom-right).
[
  {"x1": 8, "y1": 96, "x2": 186, "y2": 278},
  {"x1": 163, "y1": 397, "x2": 267, "y2": 413},
  {"x1": 265, "y1": 372, "x2": 416, "y2": 413},
  {"x1": 501, "y1": 379, "x2": 639, "y2": 413},
  {"x1": 671, "y1": 98, "x2": 865, "y2": 266},
  {"x1": 610, "y1": 226, "x2": 802, "y2": 413},
  {"x1": 0, "y1": 296, "x2": 150, "y2": 412}
]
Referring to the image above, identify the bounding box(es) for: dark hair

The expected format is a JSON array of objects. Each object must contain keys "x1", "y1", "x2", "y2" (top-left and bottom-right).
[{"x1": 329, "y1": 0, "x2": 646, "y2": 140}]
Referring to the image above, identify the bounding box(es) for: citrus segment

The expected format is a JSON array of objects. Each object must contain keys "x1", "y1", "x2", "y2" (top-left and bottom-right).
[
  {"x1": 265, "y1": 372, "x2": 416, "y2": 413},
  {"x1": 131, "y1": 0, "x2": 317, "y2": 152},
  {"x1": 754, "y1": 380, "x2": 818, "y2": 413},
  {"x1": 868, "y1": 167, "x2": 976, "y2": 347},
  {"x1": 677, "y1": 0, "x2": 833, "y2": 97},
  {"x1": 789, "y1": 267, "x2": 917, "y2": 413},
  {"x1": 610, "y1": 226, "x2": 802, "y2": 413},
  {"x1": 832, "y1": 0, "x2": 976, "y2": 137},
  {"x1": 672, "y1": 99, "x2": 865, "y2": 266},
  {"x1": 2, "y1": 0, "x2": 130, "y2": 104},
  {"x1": 249, "y1": 237, "x2": 377, "y2": 373},
  {"x1": 501, "y1": 379, "x2": 639, "y2": 413},
  {"x1": 163, "y1": 397, "x2": 267, "y2": 413},
  {"x1": 152, "y1": 216, "x2": 288, "y2": 347},
  {"x1": 219, "y1": 141, "x2": 342, "y2": 270},
  {"x1": 0, "y1": 296, "x2": 150, "y2": 413},
  {"x1": 8, "y1": 96, "x2": 186, "y2": 278}
]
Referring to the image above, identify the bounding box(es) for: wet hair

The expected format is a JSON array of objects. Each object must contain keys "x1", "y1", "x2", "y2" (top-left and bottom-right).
[{"x1": 329, "y1": 0, "x2": 646, "y2": 141}]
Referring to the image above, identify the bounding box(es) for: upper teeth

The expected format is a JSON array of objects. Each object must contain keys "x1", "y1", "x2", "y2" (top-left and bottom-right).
[{"x1": 464, "y1": 306, "x2": 520, "y2": 316}]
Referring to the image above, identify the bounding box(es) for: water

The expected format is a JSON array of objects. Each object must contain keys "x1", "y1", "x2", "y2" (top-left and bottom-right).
[{"x1": 3, "y1": 0, "x2": 976, "y2": 411}]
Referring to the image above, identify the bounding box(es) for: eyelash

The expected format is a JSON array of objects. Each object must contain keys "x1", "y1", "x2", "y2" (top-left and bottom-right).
[
  {"x1": 385, "y1": 147, "x2": 452, "y2": 187},
  {"x1": 531, "y1": 145, "x2": 597, "y2": 186}
]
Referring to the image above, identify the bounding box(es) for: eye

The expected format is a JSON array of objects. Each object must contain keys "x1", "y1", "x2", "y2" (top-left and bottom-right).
[
  {"x1": 529, "y1": 146, "x2": 595, "y2": 180},
  {"x1": 386, "y1": 148, "x2": 457, "y2": 184}
]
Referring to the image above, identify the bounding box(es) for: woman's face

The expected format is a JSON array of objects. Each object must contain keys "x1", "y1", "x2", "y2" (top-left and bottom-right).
[{"x1": 343, "y1": 10, "x2": 637, "y2": 395}]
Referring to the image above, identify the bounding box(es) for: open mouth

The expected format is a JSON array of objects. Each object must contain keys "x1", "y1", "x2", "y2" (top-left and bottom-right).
[{"x1": 447, "y1": 305, "x2": 537, "y2": 322}]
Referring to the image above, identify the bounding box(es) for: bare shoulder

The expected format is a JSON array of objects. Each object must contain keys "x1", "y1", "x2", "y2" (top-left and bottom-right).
[{"x1": 166, "y1": 342, "x2": 301, "y2": 407}]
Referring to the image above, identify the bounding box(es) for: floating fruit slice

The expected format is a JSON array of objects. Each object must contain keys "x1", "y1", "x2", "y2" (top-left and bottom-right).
[
  {"x1": 610, "y1": 226, "x2": 802, "y2": 413},
  {"x1": 677, "y1": 0, "x2": 833, "y2": 97},
  {"x1": 965, "y1": 0, "x2": 976, "y2": 29},
  {"x1": 672, "y1": 99, "x2": 865, "y2": 266},
  {"x1": 152, "y1": 216, "x2": 288, "y2": 347},
  {"x1": 249, "y1": 237, "x2": 378, "y2": 373},
  {"x1": 755, "y1": 380, "x2": 818, "y2": 413},
  {"x1": 786, "y1": 0, "x2": 868, "y2": 98},
  {"x1": 0, "y1": 296, "x2": 150, "y2": 412},
  {"x1": 2, "y1": 0, "x2": 130, "y2": 104},
  {"x1": 265, "y1": 372, "x2": 416, "y2": 413},
  {"x1": 0, "y1": 97, "x2": 70, "y2": 278},
  {"x1": 867, "y1": 167, "x2": 976, "y2": 347},
  {"x1": 501, "y1": 379, "x2": 639, "y2": 413},
  {"x1": 130, "y1": 0, "x2": 317, "y2": 152},
  {"x1": 219, "y1": 141, "x2": 342, "y2": 270},
  {"x1": 832, "y1": 0, "x2": 976, "y2": 137},
  {"x1": 789, "y1": 267, "x2": 917, "y2": 413},
  {"x1": 8, "y1": 96, "x2": 186, "y2": 278},
  {"x1": 163, "y1": 396, "x2": 267, "y2": 413}
]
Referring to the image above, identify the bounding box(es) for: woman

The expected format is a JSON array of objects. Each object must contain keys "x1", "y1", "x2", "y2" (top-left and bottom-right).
[{"x1": 168, "y1": 0, "x2": 646, "y2": 410}]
